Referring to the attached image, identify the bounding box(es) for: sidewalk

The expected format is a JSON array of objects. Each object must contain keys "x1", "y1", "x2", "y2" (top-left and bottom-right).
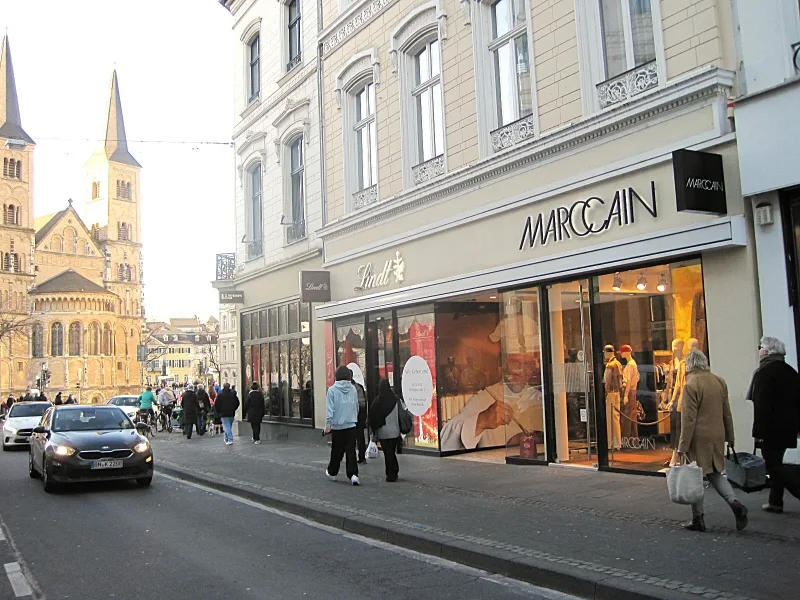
[{"x1": 152, "y1": 434, "x2": 799, "y2": 600}]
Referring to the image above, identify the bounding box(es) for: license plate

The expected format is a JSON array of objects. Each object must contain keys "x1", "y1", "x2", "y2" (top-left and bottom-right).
[{"x1": 90, "y1": 459, "x2": 123, "y2": 470}]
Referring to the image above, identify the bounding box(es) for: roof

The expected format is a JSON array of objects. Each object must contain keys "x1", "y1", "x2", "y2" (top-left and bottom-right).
[
  {"x1": 104, "y1": 71, "x2": 141, "y2": 168},
  {"x1": 34, "y1": 201, "x2": 104, "y2": 256},
  {"x1": 170, "y1": 317, "x2": 201, "y2": 329},
  {"x1": 34, "y1": 212, "x2": 58, "y2": 232},
  {"x1": 34, "y1": 209, "x2": 69, "y2": 244},
  {"x1": 0, "y1": 36, "x2": 34, "y2": 144},
  {"x1": 29, "y1": 269, "x2": 114, "y2": 296}
]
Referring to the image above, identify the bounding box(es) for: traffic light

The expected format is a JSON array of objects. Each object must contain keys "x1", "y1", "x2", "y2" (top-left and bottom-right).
[{"x1": 35, "y1": 377, "x2": 41, "y2": 389}]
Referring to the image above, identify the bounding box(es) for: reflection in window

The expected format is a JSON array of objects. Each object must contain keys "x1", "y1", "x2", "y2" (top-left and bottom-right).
[
  {"x1": 490, "y1": 0, "x2": 533, "y2": 126},
  {"x1": 600, "y1": 0, "x2": 656, "y2": 79}
]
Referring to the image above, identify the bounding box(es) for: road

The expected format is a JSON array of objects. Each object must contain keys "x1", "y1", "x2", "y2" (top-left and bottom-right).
[{"x1": 0, "y1": 446, "x2": 576, "y2": 600}]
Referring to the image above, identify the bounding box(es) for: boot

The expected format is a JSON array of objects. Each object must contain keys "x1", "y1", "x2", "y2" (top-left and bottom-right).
[
  {"x1": 731, "y1": 500, "x2": 748, "y2": 531},
  {"x1": 683, "y1": 515, "x2": 706, "y2": 532}
]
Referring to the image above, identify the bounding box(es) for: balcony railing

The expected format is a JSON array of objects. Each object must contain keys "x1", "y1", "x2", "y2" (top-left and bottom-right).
[
  {"x1": 286, "y1": 219, "x2": 306, "y2": 244},
  {"x1": 412, "y1": 154, "x2": 445, "y2": 185},
  {"x1": 215, "y1": 253, "x2": 236, "y2": 280},
  {"x1": 596, "y1": 60, "x2": 658, "y2": 109},
  {"x1": 246, "y1": 239, "x2": 263, "y2": 260},
  {"x1": 491, "y1": 113, "x2": 536, "y2": 152},
  {"x1": 352, "y1": 184, "x2": 378, "y2": 210},
  {"x1": 287, "y1": 53, "x2": 302, "y2": 72}
]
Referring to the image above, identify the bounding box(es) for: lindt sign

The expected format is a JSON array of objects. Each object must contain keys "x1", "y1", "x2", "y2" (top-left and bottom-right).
[{"x1": 299, "y1": 271, "x2": 332, "y2": 303}]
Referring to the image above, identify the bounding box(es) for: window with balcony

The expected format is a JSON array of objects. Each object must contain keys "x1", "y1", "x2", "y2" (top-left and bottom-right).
[
  {"x1": 246, "y1": 162, "x2": 263, "y2": 259},
  {"x1": 248, "y1": 35, "x2": 260, "y2": 101},
  {"x1": 411, "y1": 40, "x2": 445, "y2": 184},
  {"x1": 285, "y1": 137, "x2": 306, "y2": 243},
  {"x1": 287, "y1": 0, "x2": 301, "y2": 72}
]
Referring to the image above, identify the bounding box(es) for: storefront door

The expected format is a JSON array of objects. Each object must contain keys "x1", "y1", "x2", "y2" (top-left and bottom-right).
[{"x1": 546, "y1": 279, "x2": 598, "y2": 466}]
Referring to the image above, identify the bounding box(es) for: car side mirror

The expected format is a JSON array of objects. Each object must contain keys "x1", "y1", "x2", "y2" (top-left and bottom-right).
[{"x1": 32, "y1": 426, "x2": 48, "y2": 434}]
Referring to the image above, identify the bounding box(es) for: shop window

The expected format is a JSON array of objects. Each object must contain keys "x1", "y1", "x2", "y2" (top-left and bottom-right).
[
  {"x1": 396, "y1": 309, "x2": 438, "y2": 449},
  {"x1": 259, "y1": 309, "x2": 269, "y2": 338}
]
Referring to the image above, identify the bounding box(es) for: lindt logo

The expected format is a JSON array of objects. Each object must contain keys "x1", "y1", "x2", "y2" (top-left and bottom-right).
[{"x1": 355, "y1": 251, "x2": 405, "y2": 292}]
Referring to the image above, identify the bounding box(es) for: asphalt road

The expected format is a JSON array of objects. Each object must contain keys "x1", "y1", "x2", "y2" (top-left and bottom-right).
[{"x1": 0, "y1": 446, "x2": 577, "y2": 600}]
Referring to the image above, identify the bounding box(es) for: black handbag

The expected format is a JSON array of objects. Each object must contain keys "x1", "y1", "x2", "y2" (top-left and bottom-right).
[{"x1": 397, "y1": 400, "x2": 414, "y2": 435}]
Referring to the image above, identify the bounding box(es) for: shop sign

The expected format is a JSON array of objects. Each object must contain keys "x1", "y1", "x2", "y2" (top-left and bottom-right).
[
  {"x1": 672, "y1": 149, "x2": 727, "y2": 214},
  {"x1": 219, "y1": 290, "x2": 244, "y2": 304},
  {"x1": 299, "y1": 270, "x2": 331, "y2": 303},
  {"x1": 354, "y1": 251, "x2": 405, "y2": 292},
  {"x1": 401, "y1": 355, "x2": 433, "y2": 417},
  {"x1": 519, "y1": 182, "x2": 657, "y2": 251}
]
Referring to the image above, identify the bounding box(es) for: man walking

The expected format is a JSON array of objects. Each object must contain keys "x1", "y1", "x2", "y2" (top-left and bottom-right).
[
  {"x1": 325, "y1": 366, "x2": 360, "y2": 486},
  {"x1": 181, "y1": 384, "x2": 200, "y2": 439},
  {"x1": 215, "y1": 383, "x2": 240, "y2": 445}
]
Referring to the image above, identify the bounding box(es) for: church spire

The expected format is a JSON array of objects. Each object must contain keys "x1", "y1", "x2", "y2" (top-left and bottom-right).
[
  {"x1": 0, "y1": 35, "x2": 34, "y2": 144},
  {"x1": 104, "y1": 70, "x2": 140, "y2": 167}
]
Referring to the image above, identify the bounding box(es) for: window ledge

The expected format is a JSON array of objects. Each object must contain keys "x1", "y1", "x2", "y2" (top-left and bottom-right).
[
  {"x1": 597, "y1": 60, "x2": 659, "y2": 109},
  {"x1": 278, "y1": 60, "x2": 304, "y2": 88},
  {"x1": 352, "y1": 184, "x2": 378, "y2": 210},
  {"x1": 412, "y1": 155, "x2": 445, "y2": 185},
  {"x1": 491, "y1": 114, "x2": 536, "y2": 152},
  {"x1": 240, "y1": 97, "x2": 261, "y2": 119}
]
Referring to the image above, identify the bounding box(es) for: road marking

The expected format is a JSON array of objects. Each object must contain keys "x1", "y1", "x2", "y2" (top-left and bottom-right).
[
  {"x1": 158, "y1": 472, "x2": 578, "y2": 600},
  {"x1": 4, "y1": 562, "x2": 33, "y2": 597},
  {"x1": 0, "y1": 528, "x2": 5, "y2": 542}
]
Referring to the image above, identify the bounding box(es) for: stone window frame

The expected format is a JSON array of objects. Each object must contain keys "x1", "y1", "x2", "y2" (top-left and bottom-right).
[
  {"x1": 243, "y1": 156, "x2": 264, "y2": 260},
  {"x1": 273, "y1": 99, "x2": 311, "y2": 245}
]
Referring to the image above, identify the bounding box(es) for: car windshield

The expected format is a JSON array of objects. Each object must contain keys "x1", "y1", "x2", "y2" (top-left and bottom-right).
[
  {"x1": 108, "y1": 397, "x2": 138, "y2": 407},
  {"x1": 8, "y1": 403, "x2": 49, "y2": 418},
  {"x1": 51, "y1": 408, "x2": 133, "y2": 432}
]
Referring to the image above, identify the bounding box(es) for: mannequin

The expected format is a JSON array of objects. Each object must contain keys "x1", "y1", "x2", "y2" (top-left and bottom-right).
[
  {"x1": 667, "y1": 337, "x2": 698, "y2": 466},
  {"x1": 603, "y1": 344, "x2": 623, "y2": 450},
  {"x1": 619, "y1": 344, "x2": 640, "y2": 441}
]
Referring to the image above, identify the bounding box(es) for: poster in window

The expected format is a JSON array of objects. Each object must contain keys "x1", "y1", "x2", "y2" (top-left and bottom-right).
[
  {"x1": 324, "y1": 321, "x2": 335, "y2": 388},
  {"x1": 408, "y1": 315, "x2": 438, "y2": 448}
]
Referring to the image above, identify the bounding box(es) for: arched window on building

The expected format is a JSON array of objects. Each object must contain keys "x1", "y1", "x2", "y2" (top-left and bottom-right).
[
  {"x1": 118, "y1": 264, "x2": 125, "y2": 281},
  {"x1": 103, "y1": 323, "x2": 113, "y2": 355},
  {"x1": 3, "y1": 204, "x2": 18, "y2": 225},
  {"x1": 68, "y1": 322, "x2": 82, "y2": 356},
  {"x1": 64, "y1": 227, "x2": 77, "y2": 254},
  {"x1": 51, "y1": 322, "x2": 64, "y2": 356},
  {"x1": 118, "y1": 222, "x2": 129, "y2": 241},
  {"x1": 51, "y1": 235, "x2": 63, "y2": 253},
  {"x1": 31, "y1": 324, "x2": 44, "y2": 358},
  {"x1": 125, "y1": 265, "x2": 132, "y2": 281},
  {"x1": 89, "y1": 322, "x2": 100, "y2": 355},
  {"x1": 92, "y1": 181, "x2": 100, "y2": 199}
]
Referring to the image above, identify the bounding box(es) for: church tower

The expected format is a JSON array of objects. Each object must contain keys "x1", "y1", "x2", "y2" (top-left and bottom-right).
[{"x1": 0, "y1": 35, "x2": 36, "y2": 391}]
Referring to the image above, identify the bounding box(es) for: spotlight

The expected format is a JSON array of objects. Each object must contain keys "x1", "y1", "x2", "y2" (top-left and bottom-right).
[
  {"x1": 657, "y1": 274, "x2": 668, "y2": 292},
  {"x1": 636, "y1": 274, "x2": 647, "y2": 291},
  {"x1": 611, "y1": 273, "x2": 622, "y2": 292}
]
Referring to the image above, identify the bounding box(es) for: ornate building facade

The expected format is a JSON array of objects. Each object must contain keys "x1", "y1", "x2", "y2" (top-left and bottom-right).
[{"x1": 0, "y1": 35, "x2": 145, "y2": 402}]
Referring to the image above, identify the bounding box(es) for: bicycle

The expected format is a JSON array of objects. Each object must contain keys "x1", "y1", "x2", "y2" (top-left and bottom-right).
[
  {"x1": 158, "y1": 403, "x2": 174, "y2": 433},
  {"x1": 136, "y1": 408, "x2": 157, "y2": 437}
]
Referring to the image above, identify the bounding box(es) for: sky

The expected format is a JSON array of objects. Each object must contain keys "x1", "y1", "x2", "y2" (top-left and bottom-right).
[{"x1": 0, "y1": 0, "x2": 236, "y2": 322}]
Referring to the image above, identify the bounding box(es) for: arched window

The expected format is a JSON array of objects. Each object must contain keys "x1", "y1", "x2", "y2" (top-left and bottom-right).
[
  {"x1": 125, "y1": 265, "x2": 132, "y2": 281},
  {"x1": 64, "y1": 227, "x2": 77, "y2": 254},
  {"x1": 118, "y1": 264, "x2": 125, "y2": 281},
  {"x1": 4, "y1": 203, "x2": 18, "y2": 225},
  {"x1": 2, "y1": 158, "x2": 21, "y2": 179},
  {"x1": 69, "y1": 322, "x2": 82, "y2": 356},
  {"x1": 31, "y1": 324, "x2": 44, "y2": 358},
  {"x1": 2, "y1": 253, "x2": 9, "y2": 271},
  {"x1": 246, "y1": 162, "x2": 263, "y2": 258},
  {"x1": 51, "y1": 322, "x2": 64, "y2": 356},
  {"x1": 118, "y1": 222, "x2": 129, "y2": 241},
  {"x1": 92, "y1": 181, "x2": 100, "y2": 199},
  {"x1": 15, "y1": 160, "x2": 21, "y2": 179},
  {"x1": 51, "y1": 235, "x2": 63, "y2": 253},
  {"x1": 11, "y1": 253, "x2": 20, "y2": 273},
  {"x1": 103, "y1": 323, "x2": 113, "y2": 355},
  {"x1": 89, "y1": 322, "x2": 100, "y2": 355}
]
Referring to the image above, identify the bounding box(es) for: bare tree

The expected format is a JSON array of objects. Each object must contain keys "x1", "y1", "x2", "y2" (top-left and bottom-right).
[
  {"x1": 201, "y1": 343, "x2": 221, "y2": 382},
  {"x1": 0, "y1": 310, "x2": 37, "y2": 347}
]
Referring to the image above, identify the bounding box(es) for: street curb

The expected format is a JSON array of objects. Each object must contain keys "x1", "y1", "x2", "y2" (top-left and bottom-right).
[{"x1": 156, "y1": 464, "x2": 721, "y2": 600}]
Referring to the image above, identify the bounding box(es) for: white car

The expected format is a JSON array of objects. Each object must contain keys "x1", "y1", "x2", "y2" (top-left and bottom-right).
[
  {"x1": 107, "y1": 395, "x2": 141, "y2": 421},
  {"x1": 2, "y1": 402, "x2": 51, "y2": 450}
]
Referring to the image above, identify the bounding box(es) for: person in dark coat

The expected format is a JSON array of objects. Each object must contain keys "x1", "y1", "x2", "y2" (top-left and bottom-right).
[
  {"x1": 215, "y1": 383, "x2": 240, "y2": 445},
  {"x1": 352, "y1": 377, "x2": 369, "y2": 464},
  {"x1": 243, "y1": 382, "x2": 266, "y2": 444},
  {"x1": 747, "y1": 336, "x2": 800, "y2": 513},
  {"x1": 54, "y1": 392, "x2": 63, "y2": 405},
  {"x1": 181, "y1": 384, "x2": 200, "y2": 439},
  {"x1": 369, "y1": 379, "x2": 401, "y2": 482},
  {"x1": 196, "y1": 384, "x2": 212, "y2": 435}
]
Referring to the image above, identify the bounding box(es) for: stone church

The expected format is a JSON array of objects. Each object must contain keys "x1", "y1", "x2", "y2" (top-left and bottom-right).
[{"x1": 0, "y1": 35, "x2": 145, "y2": 403}]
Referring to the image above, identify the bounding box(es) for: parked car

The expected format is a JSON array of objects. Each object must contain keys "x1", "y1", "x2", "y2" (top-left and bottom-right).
[
  {"x1": 2, "y1": 402, "x2": 52, "y2": 450},
  {"x1": 106, "y1": 395, "x2": 140, "y2": 422},
  {"x1": 28, "y1": 405, "x2": 154, "y2": 493}
]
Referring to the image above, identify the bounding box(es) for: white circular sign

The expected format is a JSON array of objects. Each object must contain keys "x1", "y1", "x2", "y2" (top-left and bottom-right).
[
  {"x1": 401, "y1": 355, "x2": 433, "y2": 417},
  {"x1": 347, "y1": 362, "x2": 365, "y2": 389}
]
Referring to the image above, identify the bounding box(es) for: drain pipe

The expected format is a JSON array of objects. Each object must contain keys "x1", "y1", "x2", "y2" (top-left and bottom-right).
[{"x1": 316, "y1": 0, "x2": 328, "y2": 228}]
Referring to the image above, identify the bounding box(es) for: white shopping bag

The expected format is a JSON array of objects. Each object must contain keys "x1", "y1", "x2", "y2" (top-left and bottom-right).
[
  {"x1": 366, "y1": 441, "x2": 379, "y2": 460},
  {"x1": 666, "y1": 460, "x2": 704, "y2": 505},
  {"x1": 783, "y1": 438, "x2": 800, "y2": 465}
]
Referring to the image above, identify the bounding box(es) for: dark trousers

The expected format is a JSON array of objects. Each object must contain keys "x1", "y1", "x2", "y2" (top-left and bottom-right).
[
  {"x1": 185, "y1": 420, "x2": 195, "y2": 439},
  {"x1": 197, "y1": 414, "x2": 206, "y2": 435},
  {"x1": 763, "y1": 443, "x2": 800, "y2": 507},
  {"x1": 327, "y1": 427, "x2": 358, "y2": 479},
  {"x1": 251, "y1": 421, "x2": 261, "y2": 441},
  {"x1": 380, "y1": 437, "x2": 400, "y2": 481},
  {"x1": 356, "y1": 425, "x2": 367, "y2": 461}
]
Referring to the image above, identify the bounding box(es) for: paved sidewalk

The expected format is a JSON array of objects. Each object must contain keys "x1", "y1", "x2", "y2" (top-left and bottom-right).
[{"x1": 152, "y1": 434, "x2": 800, "y2": 600}]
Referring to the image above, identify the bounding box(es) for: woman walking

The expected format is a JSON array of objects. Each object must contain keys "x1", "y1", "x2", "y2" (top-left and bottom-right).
[
  {"x1": 244, "y1": 382, "x2": 266, "y2": 444},
  {"x1": 369, "y1": 379, "x2": 401, "y2": 482},
  {"x1": 678, "y1": 350, "x2": 748, "y2": 532},
  {"x1": 181, "y1": 384, "x2": 200, "y2": 440},
  {"x1": 748, "y1": 336, "x2": 800, "y2": 513}
]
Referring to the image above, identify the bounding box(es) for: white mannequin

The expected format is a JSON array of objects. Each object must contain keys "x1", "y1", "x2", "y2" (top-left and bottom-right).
[
  {"x1": 620, "y1": 345, "x2": 640, "y2": 440},
  {"x1": 662, "y1": 338, "x2": 685, "y2": 411}
]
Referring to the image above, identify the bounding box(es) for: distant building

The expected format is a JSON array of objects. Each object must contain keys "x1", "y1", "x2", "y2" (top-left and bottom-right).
[{"x1": 144, "y1": 318, "x2": 218, "y2": 386}]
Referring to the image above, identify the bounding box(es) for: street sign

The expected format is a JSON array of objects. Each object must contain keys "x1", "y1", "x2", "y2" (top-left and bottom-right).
[{"x1": 220, "y1": 290, "x2": 244, "y2": 304}]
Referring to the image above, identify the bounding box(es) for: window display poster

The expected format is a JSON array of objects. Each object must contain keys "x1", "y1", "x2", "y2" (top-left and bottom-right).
[
  {"x1": 408, "y1": 316, "x2": 438, "y2": 448},
  {"x1": 402, "y1": 356, "x2": 433, "y2": 416},
  {"x1": 324, "y1": 321, "x2": 335, "y2": 388}
]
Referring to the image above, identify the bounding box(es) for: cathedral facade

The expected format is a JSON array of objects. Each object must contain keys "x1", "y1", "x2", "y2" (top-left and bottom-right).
[{"x1": 0, "y1": 36, "x2": 145, "y2": 403}]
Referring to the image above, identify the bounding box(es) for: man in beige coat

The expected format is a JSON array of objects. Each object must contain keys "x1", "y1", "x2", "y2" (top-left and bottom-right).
[{"x1": 678, "y1": 349, "x2": 748, "y2": 532}]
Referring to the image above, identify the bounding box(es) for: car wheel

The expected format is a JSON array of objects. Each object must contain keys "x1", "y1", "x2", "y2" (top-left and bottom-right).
[
  {"x1": 42, "y1": 459, "x2": 58, "y2": 493},
  {"x1": 136, "y1": 476, "x2": 152, "y2": 487},
  {"x1": 28, "y1": 450, "x2": 40, "y2": 479}
]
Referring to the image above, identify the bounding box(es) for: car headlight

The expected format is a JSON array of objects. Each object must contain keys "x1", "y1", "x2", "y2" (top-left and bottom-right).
[
  {"x1": 54, "y1": 445, "x2": 76, "y2": 456},
  {"x1": 134, "y1": 441, "x2": 150, "y2": 453},
  {"x1": 3, "y1": 425, "x2": 16, "y2": 435}
]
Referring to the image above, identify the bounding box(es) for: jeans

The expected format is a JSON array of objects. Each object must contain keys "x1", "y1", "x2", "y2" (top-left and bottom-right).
[
  {"x1": 185, "y1": 420, "x2": 195, "y2": 439},
  {"x1": 197, "y1": 414, "x2": 206, "y2": 435},
  {"x1": 221, "y1": 417, "x2": 234, "y2": 442},
  {"x1": 251, "y1": 421, "x2": 261, "y2": 442},
  {"x1": 763, "y1": 443, "x2": 800, "y2": 507},
  {"x1": 327, "y1": 427, "x2": 358, "y2": 479},
  {"x1": 380, "y1": 437, "x2": 400, "y2": 481},
  {"x1": 691, "y1": 472, "x2": 737, "y2": 517}
]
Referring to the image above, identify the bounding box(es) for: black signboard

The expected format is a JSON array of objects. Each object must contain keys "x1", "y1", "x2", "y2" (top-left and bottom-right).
[
  {"x1": 300, "y1": 270, "x2": 331, "y2": 303},
  {"x1": 672, "y1": 149, "x2": 727, "y2": 214},
  {"x1": 219, "y1": 290, "x2": 244, "y2": 304}
]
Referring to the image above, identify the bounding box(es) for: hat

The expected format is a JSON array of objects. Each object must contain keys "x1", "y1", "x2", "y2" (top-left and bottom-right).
[
  {"x1": 619, "y1": 344, "x2": 633, "y2": 354},
  {"x1": 603, "y1": 344, "x2": 615, "y2": 353}
]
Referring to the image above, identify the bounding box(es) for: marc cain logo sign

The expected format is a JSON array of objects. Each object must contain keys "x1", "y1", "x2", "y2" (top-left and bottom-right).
[
  {"x1": 519, "y1": 182, "x2": 657, "y2": 250},
  {"x1": 685, "y1": 177, "x2": 724, "y2": 192}
]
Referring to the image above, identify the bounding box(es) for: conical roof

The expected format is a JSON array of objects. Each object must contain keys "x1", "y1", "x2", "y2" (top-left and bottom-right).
[
  {"x1": 0, "y1": 35, "x2": 34, "y2": 144},
  {"x1": 104, "y1": 70, "x2": 140, "y2": 167}
]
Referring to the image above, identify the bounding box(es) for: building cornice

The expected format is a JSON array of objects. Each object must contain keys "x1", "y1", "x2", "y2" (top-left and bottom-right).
[
  {"x1": 318, "y1": 67, "x2": 735, "y2": 242},
  {"x1": 319, "y1": 0, "x2": 399, "y2": 56}
]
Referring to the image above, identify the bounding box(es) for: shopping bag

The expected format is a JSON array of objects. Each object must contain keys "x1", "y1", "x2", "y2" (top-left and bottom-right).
[
  {"x1": 726, "y1": 447, "x2": 766, "y2": 491},
  {"x1": 666, "y1": 460, "x2": 704, "y2": 505},
  {"x1": 783, "y1": 438, "x2": 800, "y2": 465},
  {"x1": 366, "y1": 441, "x2": 379, "y2": 460}
]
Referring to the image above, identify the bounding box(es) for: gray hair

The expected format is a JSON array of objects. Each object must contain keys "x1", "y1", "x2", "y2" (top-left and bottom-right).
[
  {"x1": 760, "y1": 336, "x2": 786, "y2": 356},
  {"x1": 685, "y1": 349, "x2": 710, "y2": 372}
]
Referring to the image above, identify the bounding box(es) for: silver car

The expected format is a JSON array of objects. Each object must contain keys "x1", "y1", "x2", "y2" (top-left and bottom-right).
[{"x1": 3, "y1": 402, "x2": 52, "y2": 449}]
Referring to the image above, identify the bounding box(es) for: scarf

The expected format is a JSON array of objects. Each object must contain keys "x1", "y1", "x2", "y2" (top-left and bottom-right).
[
  {"x1": 746, "y1": 353, "x2": 785, "y2": 401},
  {"x1": 368, "y1": 381, "x2": 398, "y2": 432}
]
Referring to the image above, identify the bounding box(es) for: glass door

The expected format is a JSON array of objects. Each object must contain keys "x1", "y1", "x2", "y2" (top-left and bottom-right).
[
  {"x1": 547, "y1": 279, "x2": 598, "y2": 466},
  {"x1": 366, "y1": 312, "x2": 394, "y2": 401}
]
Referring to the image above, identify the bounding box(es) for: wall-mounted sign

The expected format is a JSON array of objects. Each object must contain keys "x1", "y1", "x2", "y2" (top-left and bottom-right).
[
  {"x1": 220, "y1": 290, "x2": 244, "y2": 304},
  {"x1": 401, "y1": 355, "x2": 433, "y2": 417},
  {"x1": 519, "y1": 183, "x2": 657, "y2": 251},
  {"x1": 300, "y1": 270, "x2": 331, "y2": 303},
  {"x1": 672, "y1": 149, "x2": 727, "y2": 214},
  {"x1": 355, "y1": 251, "x2": 405, "y2": 292}
]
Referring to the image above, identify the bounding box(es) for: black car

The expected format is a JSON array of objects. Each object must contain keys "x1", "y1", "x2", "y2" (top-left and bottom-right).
[{"x1": 28, "y1": 405, "x2": 154, "y2": 493}]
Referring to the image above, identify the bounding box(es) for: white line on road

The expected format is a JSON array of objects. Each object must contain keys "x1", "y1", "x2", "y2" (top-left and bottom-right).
[
  {"x1": 0, "y1": 528, "x2": 5, "y2": 542},
  {"x1": 158, "y1": 472, "x2": 579, "y2": 600},
  {"x1": 4, "y1": 562, "x2": 33, "y2": 597}
]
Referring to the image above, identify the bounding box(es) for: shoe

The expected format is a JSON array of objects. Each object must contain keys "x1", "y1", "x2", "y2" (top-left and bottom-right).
[
  {"x1": 254, "y1": 440, "x2": 260, "y2": 445},
  {"x1": 683, "y1": 515, "x2": 706, "y2": 532},
  {"x1": 762, "y1": 503, "x2": 784, "y2": 514},
  {"x1": 386, "y1": 476, "x2": 398, "y2": 482},
  {"x1": 225, "y1": 440, "x2": 233, "y2": 446},
  {"x1": 351, "y1": 475, "x2": 360, "y2": 486},
  {"x1": 357, "y1": 459, "x2": 367, "y2": 464},
  {"x1": 731, "y1": 500, "x2": 748, "y2": 531},
  {"x1": 325, "y1": 470, "x2": 336, "y2": 481}
]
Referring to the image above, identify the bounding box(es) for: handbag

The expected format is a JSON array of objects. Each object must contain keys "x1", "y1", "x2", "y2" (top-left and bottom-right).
[
  {"x1": 783, "y1": 438, "x2": 800, "y2": 466},
  {"x1": 725, "y1": 446, "x2": 767, "y2": 492},
  {"x1": 397, "y1": 400, "x2": 414, "y2": 435},
  {"x1": 666, "y1": 457, "x2": 704, "y2": 505}
]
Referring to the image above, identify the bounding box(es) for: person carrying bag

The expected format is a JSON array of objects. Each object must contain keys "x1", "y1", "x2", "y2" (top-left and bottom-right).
[{"x1": 369, "y1": 379, "x2": 403, "y2": 482}]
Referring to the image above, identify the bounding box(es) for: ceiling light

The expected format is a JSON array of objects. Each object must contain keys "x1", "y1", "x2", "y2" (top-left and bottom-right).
[
  {"x1": 611, "y1": 273, "x2": 622, "y2": 292},
  {"x1": 636, "y1": 274, "x2": 647, "y2": 291},
  {"x1": 657, "y1": 274, "x2": 668, "y2": 293},
  {"x1": 489, "y1": 296, "x2": 497, "y2": 300}
]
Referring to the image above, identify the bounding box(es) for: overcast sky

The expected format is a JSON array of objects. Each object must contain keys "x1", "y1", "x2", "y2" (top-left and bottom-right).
[{"x1": 1, "y1": 0, "x2": 235, "y2": 322}]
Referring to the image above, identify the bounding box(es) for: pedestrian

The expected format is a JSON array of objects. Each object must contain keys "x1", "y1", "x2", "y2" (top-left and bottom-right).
[
  {"x1": 369, "y1": 379, "x2": 401, "y2": 482},
  {"x1": 324, "y1": 365, "x2": 360, "y2": 486},
  {"x1": 6, "y1": 394, "x2": 15, "y2": 410},
  {"x1": 231, "y1": 384, "x2": 238, "y2": 398},
  {"x1": 65, "y1": 394, "x2": 76, "y2": 404},
  {"x1": 747, "y1": 336, "x2": 800, "y2": 513},
  {"x1": 678, "y1": 349, "x2": 748, "y2": 532},
  {"x1": 243, "y1": 382, "x2": 265, "y2": 444},
  {"x1": 214, "y1": 382, "x2": 240, "y2": 445},
  {"x1": 182, "y1": 384, "x2": 199, "y2": 439},
  {"x1": 352, "y1": 375, "x2": 369, "y2": 464},
  {"x1": 196, "y1": 384, "x2": 211, "y2": 435},
  {"x1": 38, "y1": 391, "x2": 47, "y2": 403},
  {"x1": 54, "y1": 392, "x2": 63, "y2": 405}
]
